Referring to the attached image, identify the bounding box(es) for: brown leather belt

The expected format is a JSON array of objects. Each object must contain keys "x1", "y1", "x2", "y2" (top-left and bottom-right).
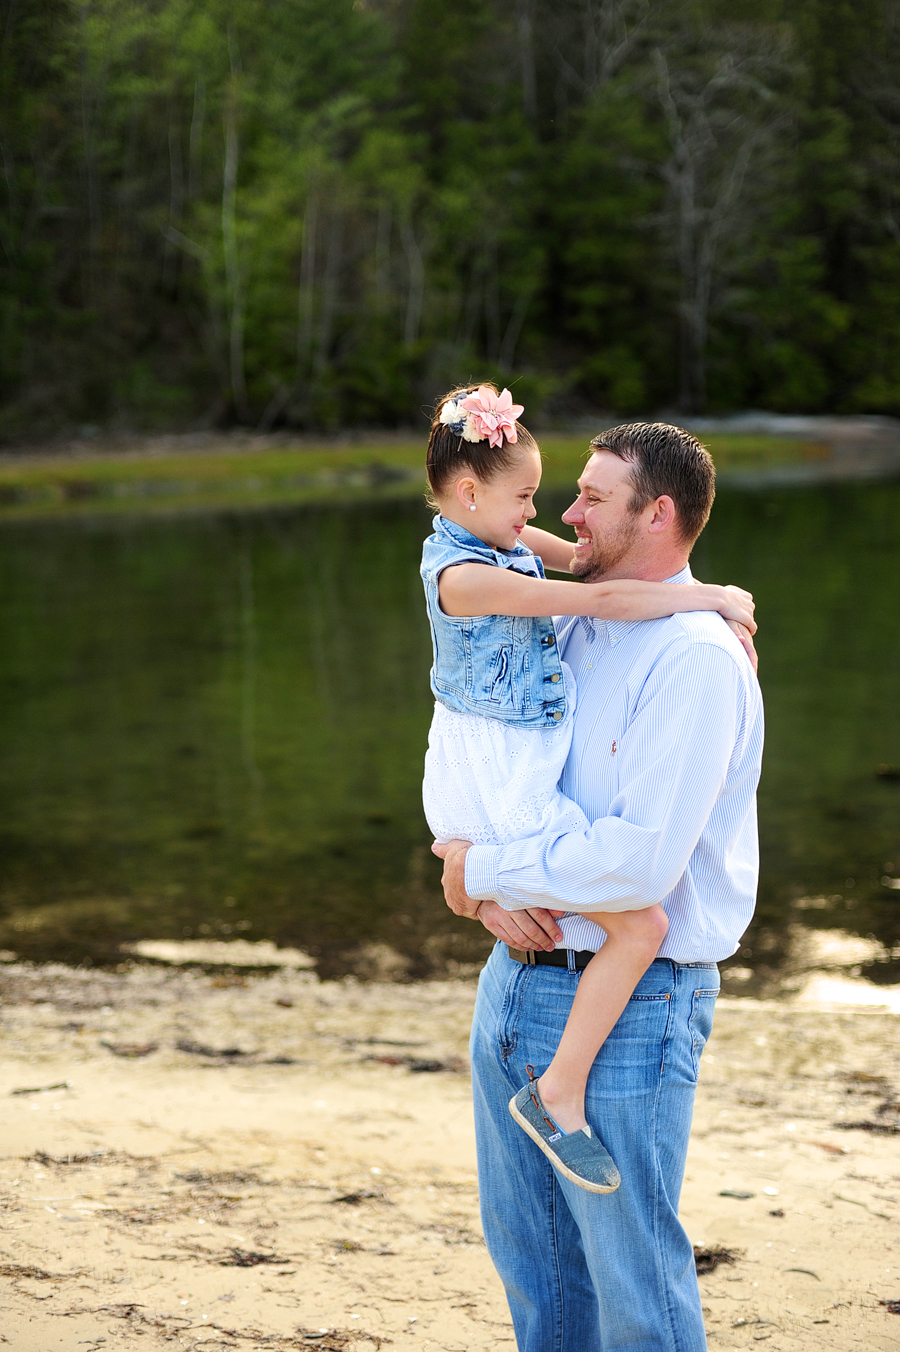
[{"x1": 507, "y1": 946, "x2": 596, "y2": 971}]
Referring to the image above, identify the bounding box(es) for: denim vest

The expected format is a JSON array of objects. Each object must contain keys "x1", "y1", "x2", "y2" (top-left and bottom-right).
[{"x1": 420, "y1": 516, "x2": 566, "y2": 728}]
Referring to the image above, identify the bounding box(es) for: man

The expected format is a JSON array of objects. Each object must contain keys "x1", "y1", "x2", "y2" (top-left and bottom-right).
[{"x1": 434, "y1": 423, "x2": 763, "y2": 1352}]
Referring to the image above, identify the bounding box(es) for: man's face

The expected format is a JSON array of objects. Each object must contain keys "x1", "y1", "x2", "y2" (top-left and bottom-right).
[{"x1": 561, "y1": 450, "x2": 644, "y2": 580}]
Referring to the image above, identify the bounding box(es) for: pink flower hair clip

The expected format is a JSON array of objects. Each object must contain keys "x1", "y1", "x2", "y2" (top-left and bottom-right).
[{"x1": 460, "y1": 386, "x2": 525, "y2": 448}]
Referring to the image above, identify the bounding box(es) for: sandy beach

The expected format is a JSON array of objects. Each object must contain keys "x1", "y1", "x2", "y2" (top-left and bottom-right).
[{"x1": 1, "y1": 957, "x2": 898, "y2": 1352}]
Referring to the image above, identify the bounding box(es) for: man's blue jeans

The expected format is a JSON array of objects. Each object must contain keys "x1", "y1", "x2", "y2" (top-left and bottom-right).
[{"x1": 470, "y1": 944, "x2": 719, "y2": 1352}]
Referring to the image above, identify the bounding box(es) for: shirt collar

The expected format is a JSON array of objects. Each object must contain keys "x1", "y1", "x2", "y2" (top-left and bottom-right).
[{"x1": 605, "y1": 563, "x2": 694, "y2": 645}]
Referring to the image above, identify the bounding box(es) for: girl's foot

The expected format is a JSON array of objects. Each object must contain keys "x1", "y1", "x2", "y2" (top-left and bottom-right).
[
  {"x1": 508, "y1": 1068, "x2": 620, "y2": 1194},
  {"x1": 530, "y1": 1074, "x2": 588, "y2": 1134}
]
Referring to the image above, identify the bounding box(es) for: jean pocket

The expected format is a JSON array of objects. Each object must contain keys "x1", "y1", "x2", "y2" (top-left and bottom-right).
[
  {"x1": 593, "y1": 993, "x2": 672, "y2": 1095},
  {"x1": 689, "y1": 988, "x2": 719, "y2": 1079}
]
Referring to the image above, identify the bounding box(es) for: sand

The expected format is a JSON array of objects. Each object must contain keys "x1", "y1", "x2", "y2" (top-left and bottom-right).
[{"x1": 0, "y1": 959, "x2": 898, "y2": 1352}]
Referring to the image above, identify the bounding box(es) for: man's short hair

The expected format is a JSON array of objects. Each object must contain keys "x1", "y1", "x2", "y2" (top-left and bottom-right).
[{"x1": 590, "y1": 422, "x2": 715, "y2": 546}]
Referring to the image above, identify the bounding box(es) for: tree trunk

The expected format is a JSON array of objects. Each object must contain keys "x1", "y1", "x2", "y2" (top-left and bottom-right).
[
  {"x1": 315, "y1": 207, "x2": 343, "y2": 372},
  {"x1": 222, "y1": 88, "x2": 250, "y2": 422},
  {"x1": 78, "y1": 15, "x2": 100, "y2": 308},
  {"x1": 297, "y1": 192, "x2": 318, "y2": 376},
  {"x1": 163, "y1": 109, "x2": 184, "y2": 288},
  {"x1": 517, "y1": 0, "x2": 536, "y2": 121},
  {"x1": 375, "y1": 199, "x2": 391, "y2": 304},
  {"x1": 188, "y1": 76, "x2": 205, "y2": 200},
  {"x1": 401, "y1": 221, "x2": 424, "y2": 346},
  {"x1": 499, "y1": 288, "x2": 532, "y2": 371}
]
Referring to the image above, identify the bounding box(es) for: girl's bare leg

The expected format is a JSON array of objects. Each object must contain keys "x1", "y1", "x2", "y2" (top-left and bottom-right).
[{"x1": 535, "y1": 904, "x2": 669, "y2": 1134}]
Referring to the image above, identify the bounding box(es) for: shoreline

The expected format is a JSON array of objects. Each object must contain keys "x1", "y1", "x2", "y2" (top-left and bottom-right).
[
  {"x1": 1, "y1": 960, "x2": 899, "y2": 1351},
  {"x1": 1, "y1": 423, "x2": 897, "y2": 527}
]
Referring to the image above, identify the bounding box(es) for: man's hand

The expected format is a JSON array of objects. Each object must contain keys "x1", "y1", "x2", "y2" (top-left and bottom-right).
[
  {"x1": 431, "y1": 839, "x2": 480, "y2": 917},
  {"x1": 431, "y1": 840, "x2": 564, "y2": 950},
  {"x1": 471, "y1": 900, "x2": 565, "y2": 950}
]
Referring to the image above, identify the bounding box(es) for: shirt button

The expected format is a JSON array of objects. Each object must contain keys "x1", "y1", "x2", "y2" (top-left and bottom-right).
[
  {"x1": 587, "y1": 663, "x2": 594, "y2": 670},
  {"x1": 550, "y1": 673, "x2": 561, "y2": 683}
]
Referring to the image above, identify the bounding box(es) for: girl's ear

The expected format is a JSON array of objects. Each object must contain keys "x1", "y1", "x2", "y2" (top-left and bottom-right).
[{"x1": 456, "y1": 476, "x2": 478, "y2": 511}]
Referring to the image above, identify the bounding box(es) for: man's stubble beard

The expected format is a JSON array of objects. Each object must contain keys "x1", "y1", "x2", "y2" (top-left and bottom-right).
[{"x1": 570, "y1": 512, "x2": 642, "y2": 583}]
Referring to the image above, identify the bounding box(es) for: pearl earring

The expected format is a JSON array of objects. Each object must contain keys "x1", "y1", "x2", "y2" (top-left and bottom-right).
[{"x1": 469, "y1": 504, "x2": 477, "y2": 512}]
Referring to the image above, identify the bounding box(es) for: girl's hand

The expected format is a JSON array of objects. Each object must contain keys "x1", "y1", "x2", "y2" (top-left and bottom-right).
[
  {"x1": 693, "y1": 581, "x2": 757, "y2": 668},
  {"x1": 694, "y1": 581, "x2": 755, "y2": 632},
  {"x1": 728, "y1": 621, "x2": 758, "y2": 673}
]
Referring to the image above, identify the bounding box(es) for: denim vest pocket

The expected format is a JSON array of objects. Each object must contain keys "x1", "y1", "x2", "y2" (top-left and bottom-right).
[
  {"x1": 489, "y1": 644, "x2": 512, "y2": 704},
  {"x1": 689, "y1": 988, "x2": 719, "y2": 1079}
]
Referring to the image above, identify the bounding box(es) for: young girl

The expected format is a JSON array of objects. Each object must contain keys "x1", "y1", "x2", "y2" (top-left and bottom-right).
[{"x1": 421, "y1": 384, "x2": 755, "y2": 1193}]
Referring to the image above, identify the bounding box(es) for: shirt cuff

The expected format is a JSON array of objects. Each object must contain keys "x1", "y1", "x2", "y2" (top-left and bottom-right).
[{"x1": 464, "y1": 846, "x2": 500, "y2": 902}]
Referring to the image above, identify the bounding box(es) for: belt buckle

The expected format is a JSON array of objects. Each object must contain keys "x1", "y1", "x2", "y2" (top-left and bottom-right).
[{"x1": 508, "y1": 947, "x2": 537, "y2": 965}]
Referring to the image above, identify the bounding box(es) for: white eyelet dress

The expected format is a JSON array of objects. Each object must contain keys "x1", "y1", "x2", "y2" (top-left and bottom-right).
[{"x1": 423, "y1": 660, "x2": 590, "y2": 846}]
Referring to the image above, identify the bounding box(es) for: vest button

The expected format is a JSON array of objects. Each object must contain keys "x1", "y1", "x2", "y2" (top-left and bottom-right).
[
  {"x1": 545, "y1": 635, "x2": 555, "y2": 645},
  {"x1": 550, "y1": 673, "x2": 561, "y2": 683},
  {"x1": 551, "y1": 710, "x2": 563, "y2": 720}
]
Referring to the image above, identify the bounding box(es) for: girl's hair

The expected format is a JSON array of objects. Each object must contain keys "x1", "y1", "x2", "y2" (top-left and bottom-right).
[{"x1": 425, "y1": 383, "x2": 539, "y2": 508}]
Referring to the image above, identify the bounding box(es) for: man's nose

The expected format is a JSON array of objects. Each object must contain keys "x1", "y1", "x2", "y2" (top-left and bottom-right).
[{"x1": 561, "y1": 497, "x2": 583, "y2": 524}]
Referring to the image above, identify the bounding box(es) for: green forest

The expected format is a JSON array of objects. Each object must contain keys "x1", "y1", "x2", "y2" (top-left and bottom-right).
[{"x1": 2, "y1": 0, "x2": 899, "y2": 437}]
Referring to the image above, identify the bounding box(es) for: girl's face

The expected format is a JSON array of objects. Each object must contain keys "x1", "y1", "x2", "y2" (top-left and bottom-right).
[{"x1": 463, "y1": 448, "x2": 542, "y2": 551}]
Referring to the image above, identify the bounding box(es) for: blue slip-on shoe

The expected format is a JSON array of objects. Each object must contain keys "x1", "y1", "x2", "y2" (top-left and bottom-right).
[{"x1": 508, "y1": 1066, "x2": 621, "y2": 1194}]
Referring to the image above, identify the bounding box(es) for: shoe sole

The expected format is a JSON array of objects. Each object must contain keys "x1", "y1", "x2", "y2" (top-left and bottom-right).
[{"x1": 508, "y1": 1094, "x2": 620, "y2": 1194}]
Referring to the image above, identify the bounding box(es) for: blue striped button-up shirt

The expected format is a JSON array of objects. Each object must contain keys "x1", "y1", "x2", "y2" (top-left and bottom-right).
[{"x1": 463, "y1": 566, "x2": 765, "y2": 961}]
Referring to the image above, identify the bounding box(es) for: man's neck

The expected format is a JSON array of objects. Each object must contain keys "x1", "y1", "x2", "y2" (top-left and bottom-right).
[{"x1": 591, "y1": 552, "x2": 691, "y2": 584}]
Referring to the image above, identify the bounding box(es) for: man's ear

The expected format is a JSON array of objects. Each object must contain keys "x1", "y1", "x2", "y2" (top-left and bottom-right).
[{"x1": 647, "y1": 495, "x2": 677, "y2": 535}]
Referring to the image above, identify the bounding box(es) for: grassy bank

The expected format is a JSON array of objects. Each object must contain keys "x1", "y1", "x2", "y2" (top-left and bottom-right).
[{"x1": 0, "y1": 433, "x2": 823, "y2": 522}]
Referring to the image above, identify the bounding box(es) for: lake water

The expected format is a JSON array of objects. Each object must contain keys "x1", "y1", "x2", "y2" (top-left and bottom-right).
[{"x1": 1, "y1": 480, "x2": 898, "y2": 991}]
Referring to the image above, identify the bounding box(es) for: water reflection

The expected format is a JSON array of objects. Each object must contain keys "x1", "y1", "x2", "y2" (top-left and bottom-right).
[{"x1": 0, "y1": 480, "x2": 898, "y2": 987}]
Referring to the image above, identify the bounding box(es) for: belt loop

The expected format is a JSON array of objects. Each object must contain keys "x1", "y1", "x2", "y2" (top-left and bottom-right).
[{"x1": 566, "y1": 948, "x2": 576, "y2": 974}]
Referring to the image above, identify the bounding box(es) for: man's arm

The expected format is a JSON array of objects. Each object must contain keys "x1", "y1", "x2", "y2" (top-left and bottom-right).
[
  {"x1": 464, "y1": 641, "x2": 751, "y2": 914},
  {"x1": 432, "y1": 840, "x2": 564, "y2": 949}
]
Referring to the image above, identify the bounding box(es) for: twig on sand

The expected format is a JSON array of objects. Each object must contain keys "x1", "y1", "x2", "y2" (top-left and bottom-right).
[
  {"x1": 10, "y1": 1081, "x2": 71, "y2": 1096},
  {"x1": 694, "y1": 1245, "x2": 741, "y2": 1274}
]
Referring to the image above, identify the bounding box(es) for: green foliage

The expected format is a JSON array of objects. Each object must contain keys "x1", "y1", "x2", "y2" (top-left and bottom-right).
[{"x1": 0, "y1": 0, "x2": 899, "y2": 434}]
